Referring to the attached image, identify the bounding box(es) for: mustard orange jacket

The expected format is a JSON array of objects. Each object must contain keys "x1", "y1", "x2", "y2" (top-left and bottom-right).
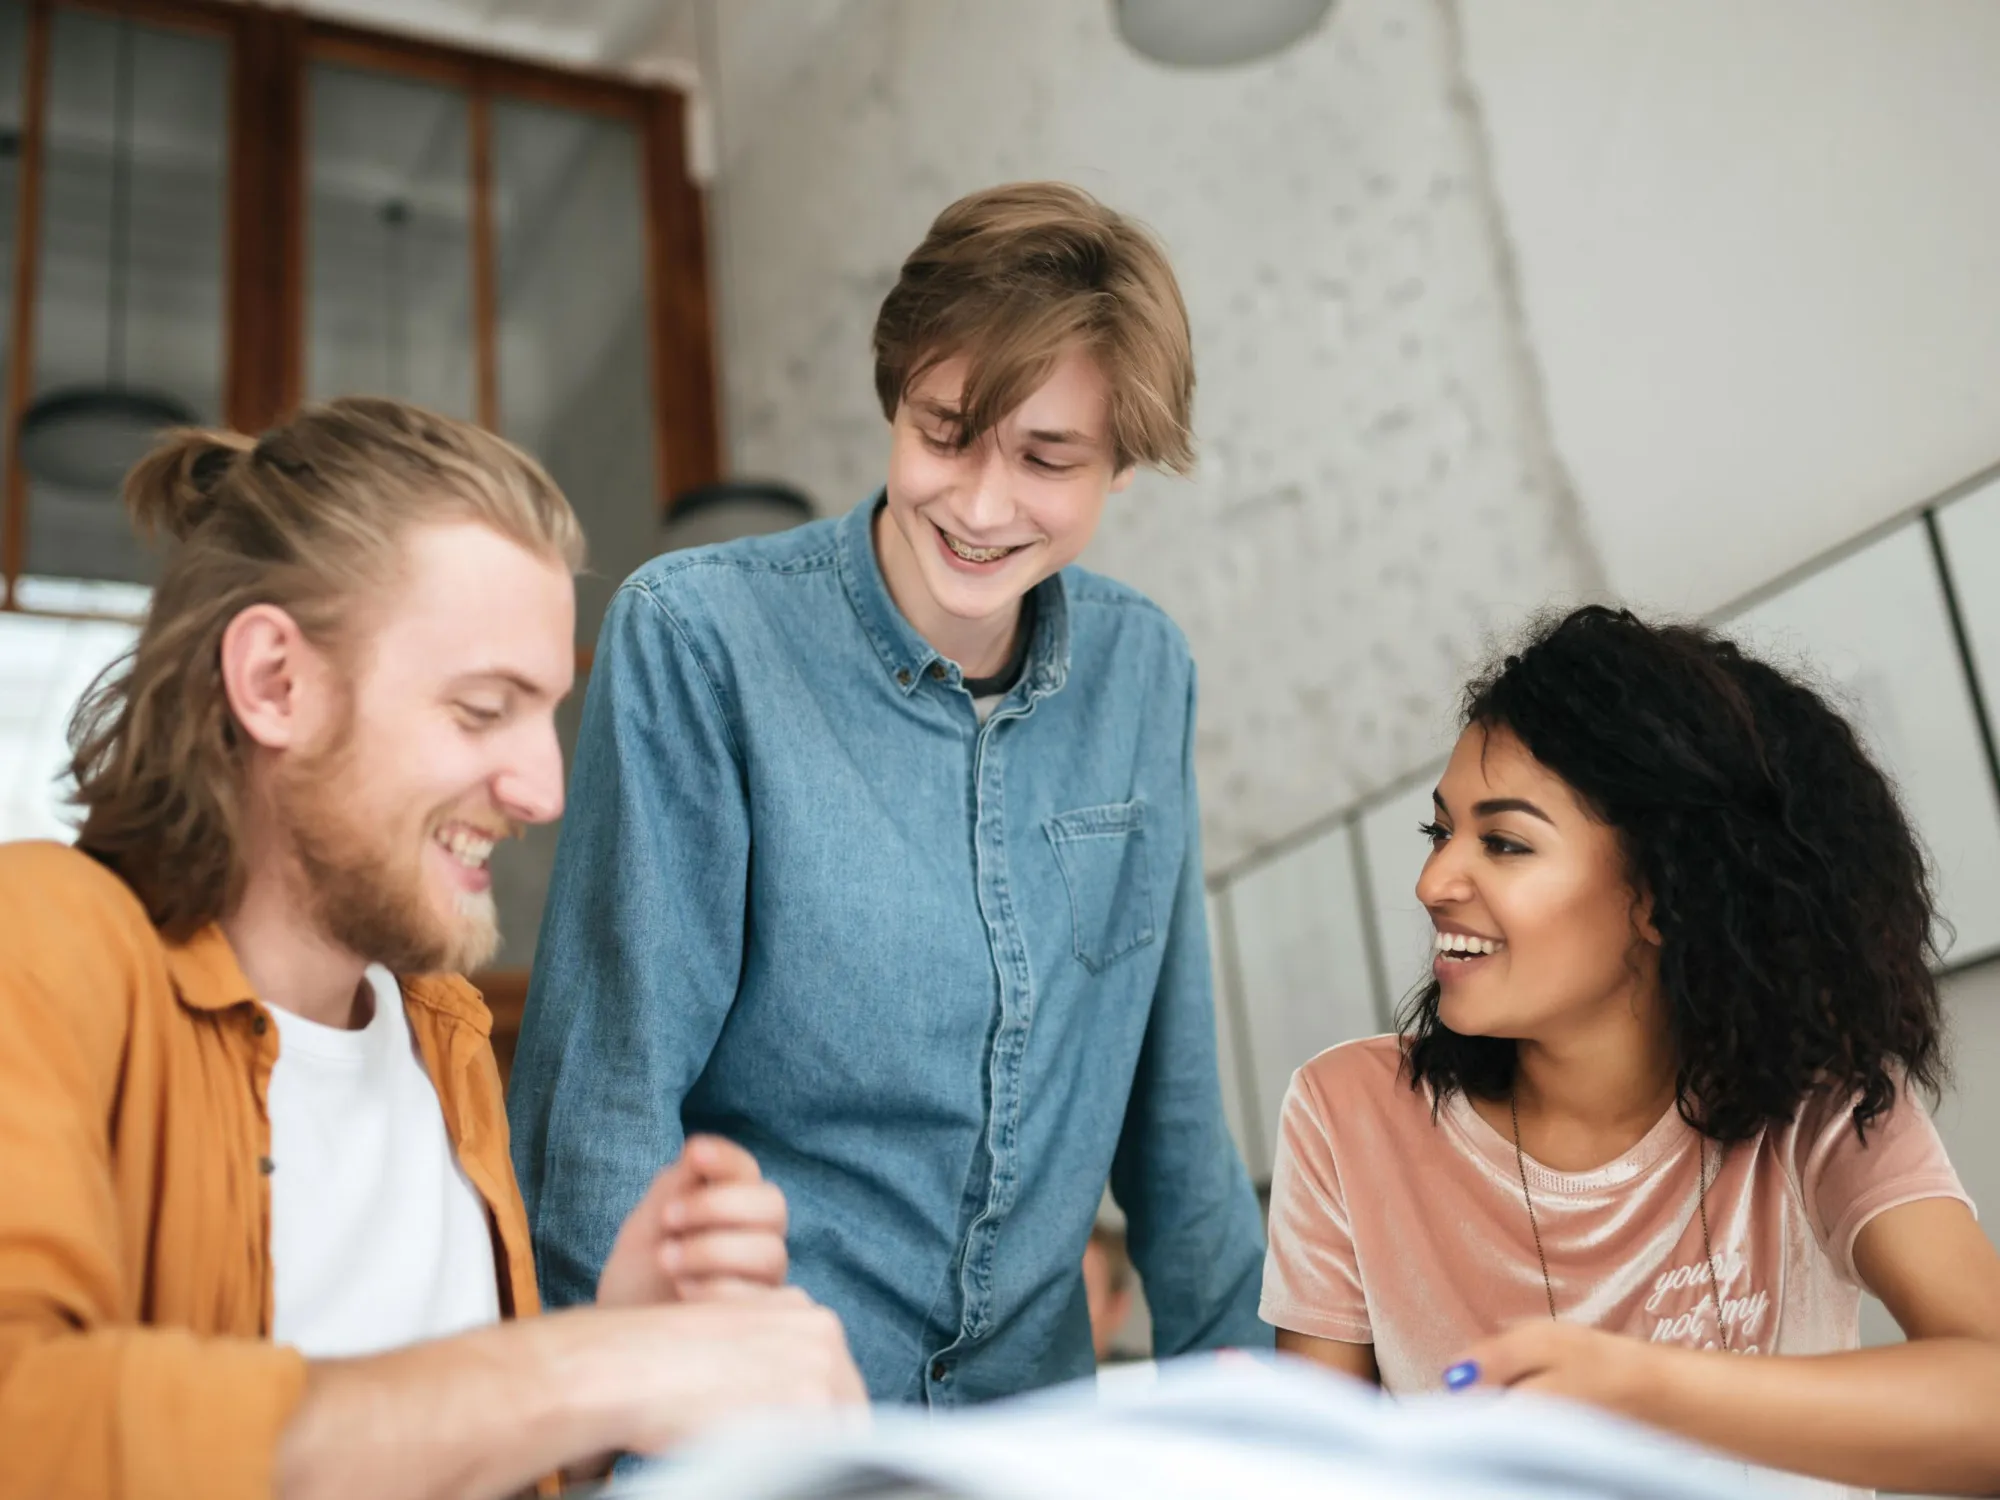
[{"x1": 0, "y1": 841, "x2": 540, "y2": 1499}]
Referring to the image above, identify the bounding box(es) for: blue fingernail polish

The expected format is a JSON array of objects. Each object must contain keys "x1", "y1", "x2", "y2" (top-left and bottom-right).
[{"x1": 1443, "y1": 1361, "x2": 1480, "y2": 1391}]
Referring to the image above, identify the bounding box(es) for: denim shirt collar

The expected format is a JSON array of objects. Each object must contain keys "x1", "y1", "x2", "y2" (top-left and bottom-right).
[{"x1": 836, "y1": 493, "x2": 1070, "y2": 704}]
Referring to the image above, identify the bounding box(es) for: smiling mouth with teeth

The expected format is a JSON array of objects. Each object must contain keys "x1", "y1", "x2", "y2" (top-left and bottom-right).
[
  {"x1": 940, "y1": 527, "x2": 1022, "y2": 564},
  {"x1": 1434, "y1": 931, "x2": 1504, "y2": 961},
  {"x1": 433, "y1": 823, "x2": 501, "y2": 871}
]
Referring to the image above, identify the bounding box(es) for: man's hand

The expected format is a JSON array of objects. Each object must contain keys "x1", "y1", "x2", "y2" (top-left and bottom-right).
[
  {"x1": 278, "y1": 1288, "x2": 867, "y2": 1500},
  {"x1": 597, "y1": 1136, "x2": 789, "y2": 1307},
  {"x1": 1444, "y1": 1321, "x2": 1682, "y2": 1417},
  {"x1": 578, "y1": 1290, "x2": 869, "y2": 1457}
]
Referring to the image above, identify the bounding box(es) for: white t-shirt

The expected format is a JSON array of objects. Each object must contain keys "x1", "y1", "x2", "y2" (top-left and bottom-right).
[{"x1": 268, "y1": 965, "x2": 501, "y2": 1357}]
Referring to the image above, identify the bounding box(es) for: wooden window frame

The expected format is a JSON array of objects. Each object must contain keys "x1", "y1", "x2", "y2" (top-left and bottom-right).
[{"x1": 1, "y1": 0, "x2": 718, "y2": 638}]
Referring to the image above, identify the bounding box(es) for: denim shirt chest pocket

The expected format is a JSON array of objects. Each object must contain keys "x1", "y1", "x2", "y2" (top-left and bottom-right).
[{"x1": 1043, "y1": 799, "x2": 1156, "y2": 973}]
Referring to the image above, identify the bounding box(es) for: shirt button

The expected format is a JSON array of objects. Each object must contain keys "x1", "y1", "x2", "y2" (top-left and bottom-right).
[
  {"x1": 930, "y1": 1358, "x2": 950, "y2": 1382},
  {"x1": 896, "y1": 668, "x2": 913, "y2": 687},
  {"x1": 928, "y1": 662, "x2": 947, "y2": 680},
  {"x1": 251, "y1": 1013, "x2": 268, "y2": 1036},
  {"x1": 258, "y1": 1155, "x2": 275, "y2": 1176}
]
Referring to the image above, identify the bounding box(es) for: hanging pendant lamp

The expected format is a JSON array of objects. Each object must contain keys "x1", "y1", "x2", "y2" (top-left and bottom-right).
[
  {"x1": 1113, "y1": 0, "x2": 1335, "y2": 68},
  {"x1": 17, "y1": 16, "x2": 196, "y2": 496},
  {"x1": 663, "y1": 480, "x2": 815, "y2": 551}
]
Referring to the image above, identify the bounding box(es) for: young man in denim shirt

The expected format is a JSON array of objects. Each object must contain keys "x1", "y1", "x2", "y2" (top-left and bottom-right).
[{"x1": 509, "y1": 182, "x2": 1270, "y2": 1404}]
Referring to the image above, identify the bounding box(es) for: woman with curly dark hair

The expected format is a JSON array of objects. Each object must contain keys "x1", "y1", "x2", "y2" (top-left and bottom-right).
[{"x1": 1261, "y1": 605, "x2": 2000, "y2": 1496}]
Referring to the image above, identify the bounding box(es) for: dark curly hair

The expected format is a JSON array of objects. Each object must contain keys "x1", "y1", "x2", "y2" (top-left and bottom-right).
[{"x1": 1399, "y1": 605, "x2": 1946, "y2": 1143}]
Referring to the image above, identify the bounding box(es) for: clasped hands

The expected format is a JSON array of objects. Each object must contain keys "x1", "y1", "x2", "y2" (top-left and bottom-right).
[
  {"x1": 599, "y1": 1135, "x2": 793, "y2": 1307},
  {"x1": 592, "y1": 1134, "x2": 868, "y2": 1448}
]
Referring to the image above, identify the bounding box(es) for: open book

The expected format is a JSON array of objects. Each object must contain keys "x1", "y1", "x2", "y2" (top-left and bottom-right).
[{"x1": 607, "y1": 1353, "x2": 1770, "y2": 1500}]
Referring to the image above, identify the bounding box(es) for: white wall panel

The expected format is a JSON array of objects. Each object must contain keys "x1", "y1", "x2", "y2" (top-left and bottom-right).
[
  {"x1": 1357, "y1": 776, "x2": 1446, "y2": 1018},
  {"x1": 1227, "y1": 820, "x2": 1380, "y2": 1177},
  {"x1": 1936, "y1": 474, "x2": 2000, "y2": 768},
  {"x1": 1204, "y1": 891, "x2": 1258, "y2": 1174},
  {"x1": 1728, "y1": 522, "x2": 2000, "y2": 966}
]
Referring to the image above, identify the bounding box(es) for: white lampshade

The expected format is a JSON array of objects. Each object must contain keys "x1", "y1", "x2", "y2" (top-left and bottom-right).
[{"x1": 1113, "y1": 0, "x2": 1335, "y2": 68}]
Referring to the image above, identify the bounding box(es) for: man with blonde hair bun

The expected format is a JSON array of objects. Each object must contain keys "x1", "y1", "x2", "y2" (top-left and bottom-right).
[{"x1": 0, "y1": 397, "x2": 862, "y2": 1500}]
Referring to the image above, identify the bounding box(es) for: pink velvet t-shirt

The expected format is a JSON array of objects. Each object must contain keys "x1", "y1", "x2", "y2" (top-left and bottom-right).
[{"x1": 1262, "y1": 1035, "x2": 1970, "y2": 1396}]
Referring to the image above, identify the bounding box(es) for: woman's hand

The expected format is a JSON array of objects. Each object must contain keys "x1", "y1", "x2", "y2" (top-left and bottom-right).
[
  {"x1": 1444, "y1": 1321, "x2": 1679, "y2": 1417},
  {"x1": 1440, "y1": 1205, "x2": 2000, "y2": 1497},
  {"x1": 597, "y1": 1135, "x2": 790, "y2": 1307}
]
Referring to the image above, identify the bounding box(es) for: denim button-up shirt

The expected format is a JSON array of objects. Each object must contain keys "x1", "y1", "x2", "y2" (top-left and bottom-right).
[{"x1": 508, "y1": 496, "x2": 1269, "y2": 1404}]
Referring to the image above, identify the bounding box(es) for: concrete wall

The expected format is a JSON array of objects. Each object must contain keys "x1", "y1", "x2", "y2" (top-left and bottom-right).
[{"x1": 700, "y1": 0, "x2": 1603, "y2": 873}]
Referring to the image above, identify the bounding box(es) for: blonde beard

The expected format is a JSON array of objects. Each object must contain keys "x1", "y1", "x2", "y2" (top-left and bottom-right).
[
  {"x1": 450, "y1": 887, "x2": 502, "y2": 973},
  {"x1": 277, "y1": 728, "x2": 504, "y2": 976}
]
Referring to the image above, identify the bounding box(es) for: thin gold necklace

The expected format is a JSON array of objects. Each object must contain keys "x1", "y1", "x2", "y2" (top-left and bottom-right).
[{"x1": 1509, "y1": 1090, "x2": 1731, "y2": 1351}]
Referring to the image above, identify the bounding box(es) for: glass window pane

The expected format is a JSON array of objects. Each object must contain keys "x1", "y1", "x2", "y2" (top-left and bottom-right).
[
  {"x1": 307, "y1": 63, "x2": 475, "y2": 418},
  {"x1": 491, "y1": 98, "x2": 659, "y2": 647},
  {"x1": 0, "y1": 0, "x2": 27, "y2": 489},
  {"x1": 0, "y1": 610, "x2": 137, "y2": 843},
  {"x1": 24, "y1": 10, "x2": 228, "y2": 588},
  {"x1": 12, "y1": 573, "x2": 147, "y2": 615}
]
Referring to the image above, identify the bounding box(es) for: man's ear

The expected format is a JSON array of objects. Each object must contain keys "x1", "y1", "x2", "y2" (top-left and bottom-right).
[
  {"x1": 220, "y1": 604, "x2": 321, "y2": 752},
  {"x1": 1109, "y1": 463, "x2": 1138, "y2": 495}
]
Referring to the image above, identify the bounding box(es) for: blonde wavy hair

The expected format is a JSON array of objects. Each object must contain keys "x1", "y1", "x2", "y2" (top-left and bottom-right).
[{"x1": 68, "y1": 396, "x2": 584, "y2": 939}]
